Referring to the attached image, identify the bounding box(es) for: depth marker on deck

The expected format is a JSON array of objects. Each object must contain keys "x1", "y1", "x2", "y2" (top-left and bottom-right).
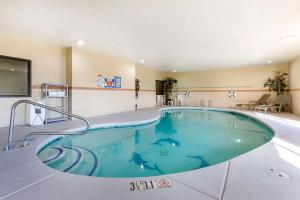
[{"x1": 129, "y1": 178, "x2": 172, "y2": 191}]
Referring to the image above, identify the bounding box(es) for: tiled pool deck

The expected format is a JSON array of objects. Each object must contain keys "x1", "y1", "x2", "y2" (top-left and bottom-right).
[{"x1": 0, "y1": 107, "x2": 300, "y2": 200}]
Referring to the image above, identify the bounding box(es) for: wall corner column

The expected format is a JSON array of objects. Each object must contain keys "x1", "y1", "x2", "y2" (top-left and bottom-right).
[{"x1": 66, "y1": 47, "x2": 73, "y2": 116}]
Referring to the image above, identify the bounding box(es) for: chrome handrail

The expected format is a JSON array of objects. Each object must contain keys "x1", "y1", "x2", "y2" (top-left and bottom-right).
[{"x1": 5, "y1": 100, "x2": 90, "y2": 151}]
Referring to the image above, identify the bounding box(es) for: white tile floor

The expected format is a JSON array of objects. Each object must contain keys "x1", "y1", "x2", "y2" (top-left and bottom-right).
[{"x1": 0, "y1": 107, "x2": 300, "y2": 200}]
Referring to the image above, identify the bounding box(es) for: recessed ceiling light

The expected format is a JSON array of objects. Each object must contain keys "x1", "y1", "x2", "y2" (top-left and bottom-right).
[
  {"x1": 76, "y1": 40, "x2": 85, "y2": 46},
  {"x1": 172, "y1": 69, "x2": 177, "y2": 73},
  {"x1": 140, "y1": 59, "x2": 145, "y2": 63},
  {"x1": 267, "y1": 60, "x2": 273, "y2": 64},
  {"x1": 10, "y1": 68, "x2": 15, "y2": 71},
  {"x1": 278, "y1": 35, "x2": 296, "y2": 42}
]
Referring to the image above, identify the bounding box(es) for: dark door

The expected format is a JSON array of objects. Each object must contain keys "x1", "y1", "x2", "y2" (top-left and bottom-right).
[{"x1": 155, "y1": 80, "x2": 164, "y2": 95}]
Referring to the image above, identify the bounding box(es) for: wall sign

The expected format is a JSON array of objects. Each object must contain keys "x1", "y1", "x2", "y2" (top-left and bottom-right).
[
  {"x1": 96, "y1": 74, "x2": 105, "y2": 88},
  {"x1": 104, "y1": 77, "x2": 115, "y2": 88},
  {"x1": 115, "y1": 76, "x2": 121, "y2": 88},
  {"x1": 129, "y1": 179, "x2": 172, "y2": 191},
  {"x1": 96, "y1": 74, "x2": 122, "y2": 88}
]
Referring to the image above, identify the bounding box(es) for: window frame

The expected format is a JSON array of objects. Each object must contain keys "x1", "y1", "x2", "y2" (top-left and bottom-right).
[{"x1": 0, "y1": 55, "x2": 32, "y2": 97}]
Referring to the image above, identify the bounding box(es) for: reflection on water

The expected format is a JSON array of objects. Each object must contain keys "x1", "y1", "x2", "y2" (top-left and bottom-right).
[{"x1": 155, "y1": 112, "x2": 177, "y2": 134}]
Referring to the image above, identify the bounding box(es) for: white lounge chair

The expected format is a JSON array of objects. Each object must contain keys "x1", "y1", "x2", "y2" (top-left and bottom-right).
[
  {"x1": 236, "y1": 94, "x2": 271, "y2": 110},
  {"x1": 156, "y1": 95, "x2": 165, "y2": 107},
  {"x1": 255, "y1": 94, "x2": 292, "y2": 113},
  {"x1": 175, "y1": 95, "x2": 185, "y2": 106}
]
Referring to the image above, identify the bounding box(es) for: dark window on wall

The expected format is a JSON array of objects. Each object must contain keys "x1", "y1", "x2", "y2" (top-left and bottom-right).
[
  {"x1": 0, "y1": 55, "x2": 32, "y2": 97},
  {"x1": 155, "y1": 80, "x2": 164, "y2": 95}
]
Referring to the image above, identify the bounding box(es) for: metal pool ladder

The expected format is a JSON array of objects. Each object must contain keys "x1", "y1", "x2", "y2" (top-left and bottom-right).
[{"x1": 5, "y1": 100, "x2": 90, "y2": 151}]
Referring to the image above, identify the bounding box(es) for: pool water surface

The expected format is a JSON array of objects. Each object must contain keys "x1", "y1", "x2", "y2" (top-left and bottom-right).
[{"x1": 38, "y1": 109, "x2": 273, "y2": 177}]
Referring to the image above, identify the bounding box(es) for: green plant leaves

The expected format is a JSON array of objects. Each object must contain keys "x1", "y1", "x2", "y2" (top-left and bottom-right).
[
  {"x1": 163, "y1": 77, "x2": 178, "y2": 102},
  {"x1": 263, "y1": 71, "x2": 288, "y2": 96}
]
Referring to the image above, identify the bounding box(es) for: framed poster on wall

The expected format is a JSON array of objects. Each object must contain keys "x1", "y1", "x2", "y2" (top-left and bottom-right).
[
  {"x1": 104, "y1": 77, "x2": 115, "y2": 88},
  {"x1": 96, "y1": 74, "x2": 105, "y2": 88},
  {"x1": 96, "y1": 74, "x2": 122, "y2": 88},
  {"x1": 115, "y1": 76, "x2": 121, "y2": 88}
]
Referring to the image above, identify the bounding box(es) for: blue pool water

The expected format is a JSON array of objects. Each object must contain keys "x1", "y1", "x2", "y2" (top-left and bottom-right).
[{"x1": 38, "y1": 109, "x2": 273, "y2": 177}]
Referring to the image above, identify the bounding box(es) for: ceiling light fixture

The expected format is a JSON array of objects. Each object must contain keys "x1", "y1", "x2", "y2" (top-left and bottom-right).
[
  {"x1": 278, "y1": 35, "x2": 296, "y2": 42},
  {"x1": 172, "y1": 69, "x2": 177, "y2": 73},
  {"x1": 267, "y1": 60, "x2": 273, "y2": 64},
  {"x1": 140, "y1": 59, "x2": 145, "y2": 63},
  {"x1": 76, "y1": 40, "x2": 85, "y2": 46},
  {"x1": 10, "y1": 68, "x2": 15, "y2": 71}
]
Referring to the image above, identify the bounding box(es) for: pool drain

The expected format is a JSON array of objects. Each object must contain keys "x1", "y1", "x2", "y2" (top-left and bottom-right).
[{"x1": 160, "y1": 150, "x2": 168, "y2": 156}]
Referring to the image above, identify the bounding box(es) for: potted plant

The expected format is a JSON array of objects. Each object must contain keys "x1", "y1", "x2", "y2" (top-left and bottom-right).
[
  {"x1": 264, "y1": 71, "x2": 288, "y2": 96},
  {"x1": 163, "y1": 77, "x2": 178, "y2": 102}
]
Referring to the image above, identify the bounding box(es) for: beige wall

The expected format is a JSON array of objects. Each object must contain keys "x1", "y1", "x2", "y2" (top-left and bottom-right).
[
  {"x1": 0, "y1": 37, "x2": 158, "y2": 127},
  {"x1": 155, "y1": 71, "x2": 170, "y2": 81},
  {"x1": 0, "y1": 35, "x2": 66, "y2": 85},
  {"x1": 0, "y1": 35, "x2": 66, "y2": 127},
  {"x1": 173, "y1": 64, "x2": 288, "y2": 89},
  {"x1": 69, "y1": 47, "x2": 136, "y2": 117},
  {"x1": 0, "y1": 34, "x2": 296, "y2": 128},
  {"x1": 289, "y1": 56, "x2": 300, "y2": 116},
  {"x1": 72, "y1": 47, "x2": 135, "y2": 89},
  {"x1": 167, "y1": 64, "x2": 289, "y2": 108}
]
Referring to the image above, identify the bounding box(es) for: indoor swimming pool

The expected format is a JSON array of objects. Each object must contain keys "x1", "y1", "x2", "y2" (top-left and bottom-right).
[{"x1": 38, "y1": 109, "x2": 273, "y2": 177}]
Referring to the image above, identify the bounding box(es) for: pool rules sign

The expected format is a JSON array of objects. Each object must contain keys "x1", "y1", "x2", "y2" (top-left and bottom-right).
[{"x1": 130, "y1": 179, "x2": 172, "y2": 191}]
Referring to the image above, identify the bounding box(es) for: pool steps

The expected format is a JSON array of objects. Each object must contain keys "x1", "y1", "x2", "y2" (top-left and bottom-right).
[
  {"x1": 42, "y1": 145, "x2": 98, "y2": 176},
  {"x1": 73, "y1": 146, "x2": 98, "y2": 176},
  {"x1": 42, "y1": 147, "x2": 64, "y2": 164},
  {"x1": 60, "y1": 146, "x2": 82, "y2": 172}
]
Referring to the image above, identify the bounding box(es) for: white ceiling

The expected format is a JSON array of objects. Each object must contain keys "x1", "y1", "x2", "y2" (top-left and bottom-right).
[{"x1": 1, "y1": 0, "x2": 300, "y2": 71}]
